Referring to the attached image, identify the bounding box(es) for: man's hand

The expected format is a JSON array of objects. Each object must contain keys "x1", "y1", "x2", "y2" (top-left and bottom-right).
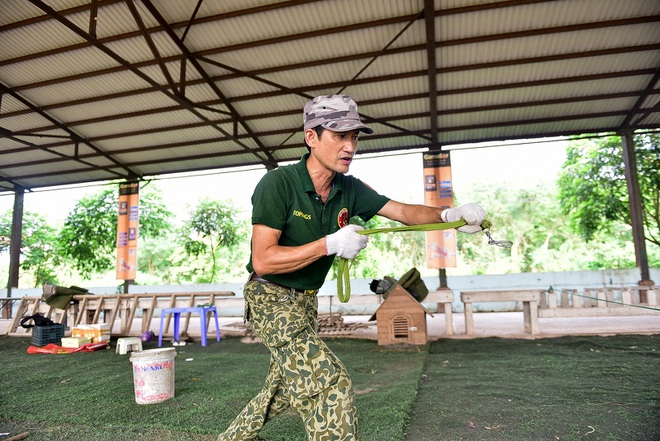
[
  {"x1": 326, "y1": 225, "x2": 368, "y2": 258},
  {"x1": 441, "y1": 203, "x2": 486, "y2": 234}
]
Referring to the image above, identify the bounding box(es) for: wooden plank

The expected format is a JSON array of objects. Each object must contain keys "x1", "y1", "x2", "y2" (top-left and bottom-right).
[
  {"x1": 91, "y1": 297, "x2": 105, "y2": 324},
  {"x1": 123, "y1": 295, "x2": 139, "y2": 335},
  {"x1": 621, "y1": 290, "x2": 632, "y2": 306},
  {"x1": 141, "y1": 295, "x2": 157, "y2": 333},
  {"x1": 442, "y1": 301, "x2": 454, "y2": 336},
  {"x1": 425, "y1": 290, "x2": 454, "y2": 336},
  {"x1": 6, "y1": 297, "x2": 32, "y2": 334},
  {"x1": 128, "y1": 291, "x2": 235, "y2": 297},
  {"x1": 571, "y1": 290, "x2": 584, "y2": 308},
  {"x1": 425, "y1": 290, "x2": 454, "y2": 303},
  {"x1": 539, "y1": 307, "x2": 660, "y2": 318},
  {"x1": 206, "y1": 293, "x2": 216, "y2": 332},
  {"x1": 460, "y1": 290, "x2": 541, "y2": 303},
  {"x1": 181, "y1": 294, "x2": 196, "y2": 336},
  {"x1": 464, "y1": 302, "x2": 474, "y2": 335},
  {"x1": 527, "y1": 301, "x2": 539, "y2": 334},
  {"x1": 107, "y1": 296, "x2": 121, "y2": 335},
  {"x1": 74, "y1": 296, "x2": 88, "y2": 326}
]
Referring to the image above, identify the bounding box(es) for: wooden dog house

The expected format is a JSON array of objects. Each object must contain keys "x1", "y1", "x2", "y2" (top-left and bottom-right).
[{"x1": 369, "y1": 285, "x2": 432, "y2": 346}]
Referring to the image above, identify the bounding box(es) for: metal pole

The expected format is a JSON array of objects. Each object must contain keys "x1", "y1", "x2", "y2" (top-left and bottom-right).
[
  {"x1": 4, "y1": 187, "x2": 25, "y2": 318},
  {"x1": 620, "y1": 131, "x2": 652, "y2": 285},
  {"x1": 438, "y1": 268, "x2": 448, "y2": 289}
]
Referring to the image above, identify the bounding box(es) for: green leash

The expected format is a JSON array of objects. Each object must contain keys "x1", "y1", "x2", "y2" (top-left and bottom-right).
[{"x1": 336, "y1": 219, "x2": 495, "y2": 303}]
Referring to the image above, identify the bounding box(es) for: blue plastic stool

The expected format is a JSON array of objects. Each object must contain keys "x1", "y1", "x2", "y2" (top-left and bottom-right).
[{"x1": 158, "y1": 306, "x2": 220, "y2": 347}]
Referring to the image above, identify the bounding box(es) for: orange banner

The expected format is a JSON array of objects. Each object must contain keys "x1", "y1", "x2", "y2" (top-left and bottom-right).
[
  {"x1": 116, "y1": 181, "x2": 139, "y2": 280},
  {"x1": 423, "y1": 151, "x2": 457, "y2": 268}
]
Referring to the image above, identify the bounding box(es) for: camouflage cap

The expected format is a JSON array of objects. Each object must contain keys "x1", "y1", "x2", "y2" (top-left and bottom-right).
[{"x1": 303, "y1": 95, "x2": 373, "y2": 134}]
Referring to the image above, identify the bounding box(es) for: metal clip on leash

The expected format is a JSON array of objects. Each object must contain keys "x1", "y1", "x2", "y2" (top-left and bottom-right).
[
  {"x1": 482, "y1": 222, "x2": 513, "y2": 248},
  {"x1": 336, "y1": 219, "x2": 511, "y2": 303}
]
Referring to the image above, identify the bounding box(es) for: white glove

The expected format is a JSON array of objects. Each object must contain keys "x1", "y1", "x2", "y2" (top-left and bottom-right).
[
  {"x1": 325, "y1": 225, "x2": 368, "y2": 259},
  {"x1": 441, "y1": 203, "x2": 486, "y2": 234}
]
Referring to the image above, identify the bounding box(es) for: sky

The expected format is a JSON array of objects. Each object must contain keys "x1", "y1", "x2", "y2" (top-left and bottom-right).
[{"x1": 0, "y1": 137, "x2": 568, "y2": 225}]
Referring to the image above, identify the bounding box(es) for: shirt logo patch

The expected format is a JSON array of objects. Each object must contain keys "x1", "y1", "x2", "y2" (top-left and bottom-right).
[
  {"x1": 293, "y1": 210, "x2": 312, "y2": 220},
  {"x1": 338, "y1": 208, "x2": 349, "y2": 228}
]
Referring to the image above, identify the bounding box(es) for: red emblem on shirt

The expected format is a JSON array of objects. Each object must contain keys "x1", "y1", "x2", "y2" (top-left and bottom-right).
[{"x1": 337, "y1": 208, "x2": 349, "y2": 228}]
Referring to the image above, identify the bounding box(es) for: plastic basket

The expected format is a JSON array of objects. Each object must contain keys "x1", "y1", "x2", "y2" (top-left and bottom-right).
[{"x1": 31, "y1": 324, "x2": 65, "y2": 346}]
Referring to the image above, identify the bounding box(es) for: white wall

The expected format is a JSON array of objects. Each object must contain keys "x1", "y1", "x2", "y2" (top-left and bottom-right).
[{"x1": 3, "y1": 268, "x2": 657, "y2": 316}]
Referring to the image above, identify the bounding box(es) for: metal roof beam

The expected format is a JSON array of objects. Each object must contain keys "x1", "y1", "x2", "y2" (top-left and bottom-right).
[
  {"x1": 7, "y1": 69, "x2": 658, "y2": 146},
  {"x1": 5, "y1": 105, "x2": 642, "y2": 171},
  {"x1": 0, "y1": 83, "x2": 135, "y2": 180},
  {"x1": 7, "y1": 39, "x2": 658, "y2": 116},
  {"x1": 618, "y1": 66, "x2": 660, "y2": 130},
  {"x1": 125, "y1": 0, "x2": 178, "y2": 94},
  {"x1": 425, "y1": 0, "x2": 439, "y2": 149},
  {"x1": 26, "y1": 0, "x2": 282, "y2": 169},
  {"x1": 139, "y1": 0, "x2": 278, "y2": 169}
]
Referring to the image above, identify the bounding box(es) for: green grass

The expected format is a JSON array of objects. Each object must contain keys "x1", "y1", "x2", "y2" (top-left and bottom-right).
[
  {"x1": 0, "y1": 336, "x2": 426, "y2": 441},
  {"x1": 406, "y1": 336, "x2": 660, "y2": 441},
  {"x1": 1, "y1": 334, "x2": 658, "y2": 441}
]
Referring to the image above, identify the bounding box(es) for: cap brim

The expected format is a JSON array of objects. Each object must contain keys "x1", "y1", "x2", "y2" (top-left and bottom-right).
[{"x1": 320, "y1": 120, "x2": 374, "y2": 135}]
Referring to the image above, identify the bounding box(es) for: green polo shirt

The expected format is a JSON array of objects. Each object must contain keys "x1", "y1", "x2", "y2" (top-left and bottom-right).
[{"x1": 246, "y1": 154, "x2": 390, "y2": 290}]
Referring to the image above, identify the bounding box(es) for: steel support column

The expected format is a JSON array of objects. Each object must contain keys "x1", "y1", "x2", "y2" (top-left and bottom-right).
[
  {"x1": 620, "y1": 131, "x2": 652, "y2": 285},
  {"x1": 4, "y1": 187, "x2": 24, "y2": 318}
]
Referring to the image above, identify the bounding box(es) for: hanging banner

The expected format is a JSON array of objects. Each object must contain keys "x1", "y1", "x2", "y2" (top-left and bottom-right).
[
  {"x1": 116, "y1": 181, "x2": 139, "y2": 280},
  {"x1": 423, "y1": 151, "x2": 457, "y2": 268}
]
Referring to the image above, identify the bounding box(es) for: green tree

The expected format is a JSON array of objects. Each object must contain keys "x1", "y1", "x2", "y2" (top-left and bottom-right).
[
  {"x1": 57, "y1": 184, "x2": 173, "y2": 278},
  {"x1": 181, "y1": 198, "x2": 247, "y2": 283},
  {"x1": 558, "y1": 133, "x2": 660, "y2": 247},
  {"x1": 0, "y1": 210, "x2": 59, "y2": 287},
  {"x1": 330, "y1": 216, "x2": 427, "y2": 282},
  {"x1": 453, "y1": 183, "x2": 572, "y2": 274}
]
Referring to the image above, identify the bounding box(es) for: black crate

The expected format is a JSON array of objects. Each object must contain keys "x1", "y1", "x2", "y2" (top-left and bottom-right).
[{"x1": 31, "y1": 324, "x2": 65, "y2": 346}]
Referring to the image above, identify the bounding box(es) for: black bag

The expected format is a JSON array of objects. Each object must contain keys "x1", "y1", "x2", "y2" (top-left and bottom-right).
[
  {"x1": 20, "y1": 313, "x2": 55, "y2": 329},
  {"x1": 370, "y1": 267, "x2": 430, "y2": 302}
]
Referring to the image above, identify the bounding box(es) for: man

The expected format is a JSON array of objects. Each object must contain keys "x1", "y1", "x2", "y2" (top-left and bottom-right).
[{"x1": 219, "y1": 95, "x2": 485, "y2": 441}]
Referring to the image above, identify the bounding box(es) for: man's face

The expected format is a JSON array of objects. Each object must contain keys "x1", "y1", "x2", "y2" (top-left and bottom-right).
[{"x1": 307, "y1": 128, "x2": 360, "y2": 174}]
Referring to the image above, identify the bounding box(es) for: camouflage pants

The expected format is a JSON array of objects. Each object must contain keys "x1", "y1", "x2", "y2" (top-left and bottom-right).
[{"x1": 218, "y1": 278, "x2": 359, "y2": 441}]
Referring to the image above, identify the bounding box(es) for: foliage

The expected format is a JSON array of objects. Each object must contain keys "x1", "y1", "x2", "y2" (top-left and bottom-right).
[
  {"x1": 0, "y1": 210, "x2": 60, "y2": 287},
  {"x1": 180, "y1": 199, "x2": 248, "y2": 283},
  {"x1": 558, "y1": 133, "x2": 660, "y2": 247},
  {"x1": 330, "y1": 216, "x2": 427, "y2": 282},
  {"x1": 453, "y1": 182, "x2": 567, "y2": 274},
  {"x1": 452, "y1": 181, "x2": 660, "y2": 274},
  {"x1": 57, "y1": 184, "x2": 173, "y2": 278}
]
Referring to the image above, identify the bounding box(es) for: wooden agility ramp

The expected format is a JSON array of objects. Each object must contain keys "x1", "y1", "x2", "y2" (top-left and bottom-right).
[{"x1": 5, "y1": 290, "x2": 238, "y2": 340}]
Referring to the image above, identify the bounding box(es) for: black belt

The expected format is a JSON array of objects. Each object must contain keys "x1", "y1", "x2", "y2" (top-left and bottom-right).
[{"x1": 249, "y1": 273, "x2": 318, "y2": 296}]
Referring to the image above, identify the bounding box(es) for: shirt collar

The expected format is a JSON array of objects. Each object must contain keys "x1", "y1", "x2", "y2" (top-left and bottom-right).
[{"x1": 294, "y1": 153, "x2": 344, "y2": 196}]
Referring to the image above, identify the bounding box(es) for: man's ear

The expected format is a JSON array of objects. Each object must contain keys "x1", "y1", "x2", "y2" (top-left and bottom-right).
[{"x1": 304, "y1": 128, "x2": 317, "y2": 147}]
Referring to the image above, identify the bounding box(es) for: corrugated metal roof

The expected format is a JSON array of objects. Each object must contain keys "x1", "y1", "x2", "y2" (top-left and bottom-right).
[{"x1": 1, "y1": 0, "x2": 659, "y2": 192}]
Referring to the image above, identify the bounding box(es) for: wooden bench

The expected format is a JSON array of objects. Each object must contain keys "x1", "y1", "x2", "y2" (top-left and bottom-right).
[
  {"x1": 424, "y1": 290, "x2": 455, "y2": 336},
  {"x1": 539, "y1": 286, "x2": 659, "y2": 318},
  {"x1": 460, "y1": 290, "x2": 542, "y2": 335}
]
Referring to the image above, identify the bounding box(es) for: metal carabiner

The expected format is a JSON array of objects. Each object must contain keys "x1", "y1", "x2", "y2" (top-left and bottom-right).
[{"x1": 483, "y1": 227, "x2": 513, "y2": 248}]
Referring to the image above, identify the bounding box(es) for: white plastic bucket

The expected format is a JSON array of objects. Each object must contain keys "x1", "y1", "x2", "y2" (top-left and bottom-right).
[{"x1": 129, "y1": 347, "x2": 177, "y2": 404}]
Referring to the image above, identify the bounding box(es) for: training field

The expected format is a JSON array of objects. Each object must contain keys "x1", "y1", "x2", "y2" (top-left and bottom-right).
[{"x1": 0, "y1": 334, "x2": 658, "y2": 441}]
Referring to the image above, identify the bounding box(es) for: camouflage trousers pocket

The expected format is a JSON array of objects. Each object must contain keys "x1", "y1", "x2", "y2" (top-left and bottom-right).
[
  {"x1": 245, "y1": 287, "x2": 308, "y2": 348},
  {"x1": 273, "y1": 328, "x2": 340, "y2": 400}
]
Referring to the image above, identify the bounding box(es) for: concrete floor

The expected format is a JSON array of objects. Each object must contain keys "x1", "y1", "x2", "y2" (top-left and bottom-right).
[
  {"x1": 312, "y1": 311, "x2": 660, "y2": 340},
  {"x1": 4, "y1": 310, "x2": 659, "y2": 342}
]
